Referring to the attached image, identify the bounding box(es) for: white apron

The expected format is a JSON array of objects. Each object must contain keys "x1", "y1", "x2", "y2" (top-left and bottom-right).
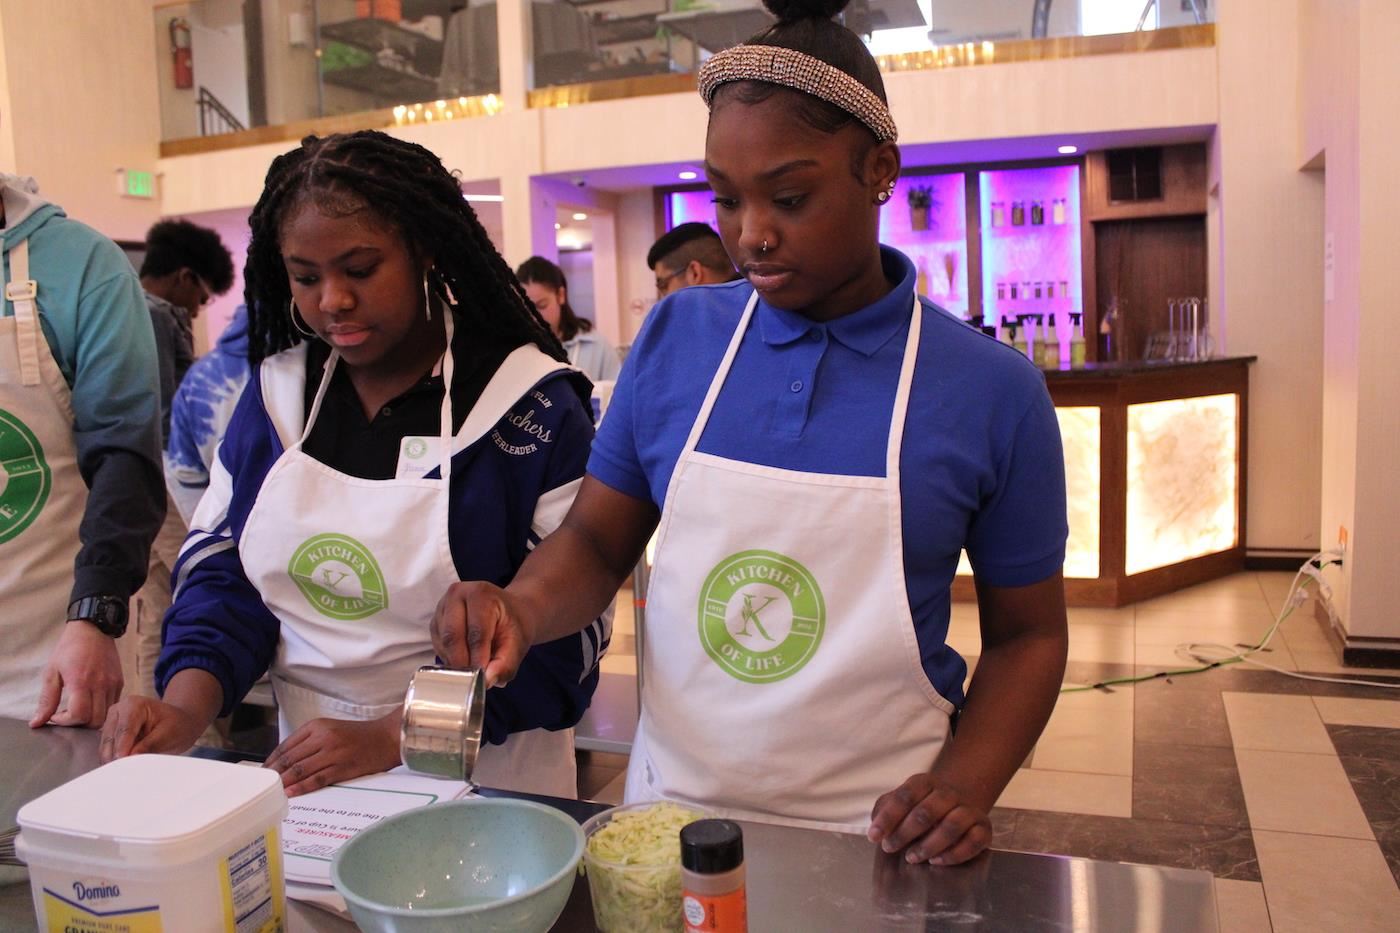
[
  {"x1": 238, "y1": 323, "x2": 577, "y2": 798},
  {"x1": 624, "y1": 292, "x2": 953, "y2": 832},
  {"x1": 0, "y1": 240, "x2": 88, "y2": 720}
]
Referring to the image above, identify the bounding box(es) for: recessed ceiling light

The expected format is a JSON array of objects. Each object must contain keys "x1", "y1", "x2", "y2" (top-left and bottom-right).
[
  {"x1": 678, "y1": 170, "x2": 698, "y2": 180},
  {"x1": 572, "y1": 212, "x2": 588, "y2": 221},
  {"x1": 1057, "y1": 145, "x2": 1079, "y2": 155}
]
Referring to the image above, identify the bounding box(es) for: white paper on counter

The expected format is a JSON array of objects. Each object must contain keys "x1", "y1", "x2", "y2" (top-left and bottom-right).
[
  {"x1": 285, "y1": 880, "x2": 350, "y2": 919},
  {"x1": 281, "y1": 767, "x2": 475, "y2": 887}
]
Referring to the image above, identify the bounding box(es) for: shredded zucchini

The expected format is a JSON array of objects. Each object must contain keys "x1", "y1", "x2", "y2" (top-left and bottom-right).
[{"x1": 583, "y1": 803, "x2": 703, "y2": 932}]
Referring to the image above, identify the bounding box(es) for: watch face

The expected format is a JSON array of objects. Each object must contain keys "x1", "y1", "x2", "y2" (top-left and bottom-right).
[{"x1": 72, "y1": 597, "x2": 128, "y2": 636}]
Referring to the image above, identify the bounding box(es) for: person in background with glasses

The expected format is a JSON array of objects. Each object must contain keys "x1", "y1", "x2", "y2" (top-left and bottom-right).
[
  {"x1": 125, "y1": 220, "x2": 236, "y2": 714},
  {"x1": 139, "y1": 219, "x2": 235, "y2": 442},
  {"x1": 647, "y1": 222, "x2": 740, "y2": 298}
]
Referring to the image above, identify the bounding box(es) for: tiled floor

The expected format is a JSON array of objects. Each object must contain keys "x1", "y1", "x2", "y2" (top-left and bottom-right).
[{"x1": 576, "y1": 571, "x2": 1400, "y2": 931}]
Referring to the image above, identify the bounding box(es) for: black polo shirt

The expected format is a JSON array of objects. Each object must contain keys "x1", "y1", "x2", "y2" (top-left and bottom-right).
[{"x1": 302, "y1": 328, "x2": 518, "y2": 480}]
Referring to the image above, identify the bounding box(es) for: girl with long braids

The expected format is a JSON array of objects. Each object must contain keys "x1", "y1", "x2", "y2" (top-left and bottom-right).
[
  {"x1": 100, "y1": 131, "x2": 608, "y2": 798},
  {"x1": 433, "y1": 0, "x2": 1068, "y2": 863}
]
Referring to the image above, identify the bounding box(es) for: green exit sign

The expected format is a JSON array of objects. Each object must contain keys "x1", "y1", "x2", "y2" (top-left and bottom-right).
[{"x1": 121, "y1": 170, "x2": 156, "y2": 199}]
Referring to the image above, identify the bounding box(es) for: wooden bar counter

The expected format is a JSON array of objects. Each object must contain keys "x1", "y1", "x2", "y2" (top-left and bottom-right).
[{"x1": 955, "y1": 356, "x2": 1256, "y2": 608}]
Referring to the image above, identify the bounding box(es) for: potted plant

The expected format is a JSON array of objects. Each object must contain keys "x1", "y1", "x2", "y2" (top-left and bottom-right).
[{"x1": 908, "y1": 185, "x2": 934, "y2": 231}]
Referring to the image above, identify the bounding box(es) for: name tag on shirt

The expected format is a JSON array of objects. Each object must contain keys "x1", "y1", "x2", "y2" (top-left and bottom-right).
[{"x1": 395, "y1": 435, "x2": 443, "y2": 480}]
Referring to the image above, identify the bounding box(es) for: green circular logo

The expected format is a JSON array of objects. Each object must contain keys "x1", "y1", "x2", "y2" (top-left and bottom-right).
[
  {"x1": 0, "y1": 408, "x2": 51, "y2": 544},
  {"x1": 288, "y1": 533, "x2": 388, "y2": 620},
  {"x1": 698, "y1": 549, "x2": 825, "y2": 684},
  {"x1": 404, "y1": 438, "x2": 428, "y2": 460}
]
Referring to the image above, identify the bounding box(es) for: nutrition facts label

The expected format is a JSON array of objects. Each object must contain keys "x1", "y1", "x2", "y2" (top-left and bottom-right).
[{"x1": 222, "y1": 831, "x2": 283, "y2": 933}]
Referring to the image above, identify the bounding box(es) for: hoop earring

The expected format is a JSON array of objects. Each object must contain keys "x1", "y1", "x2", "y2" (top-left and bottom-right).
[
  {"x1": 287, "y1": 299, "x2": 317, "y2": 339},
  {"x1": 422, "y1": 274, "x2": 434, "y2": 322}
]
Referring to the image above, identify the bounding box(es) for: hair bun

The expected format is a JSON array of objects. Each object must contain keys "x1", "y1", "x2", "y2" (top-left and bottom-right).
[{"x1": 761, "y1": 0, "x2": 851, "y2": 24}]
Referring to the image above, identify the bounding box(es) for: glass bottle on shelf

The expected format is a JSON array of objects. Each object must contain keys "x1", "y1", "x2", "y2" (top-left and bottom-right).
[
  {"x1": 1098, "y1": 300, "x2": 1120, "y2": 362},
  {"x1": 1031, "y1": 200, "x2": 1045, "y2": 225},
  {"x1": 1069, "y1": 312, "x2": 1086, "y2": 367},
  {"x1": 1022, "y1": 281, "x2": 1032, "y2": 304},
  {"x1": 996, "y1": 282, "x2": 1006, "y2": 302},
  {"x1": 1059, "y1": 280, "x2": 1069, "y2": 299},
  {"x1": 916, "y1": 258, "x2": 929, "y2": 298},
  {"x1": 1000, "y1": 316, "x2": 1015, "y2": 347},
  {"x1": 1034, "y1": 281, "x2": 1043, "y2": 300},
  {"x1": 1043, "y1": 313, "x2": 1061, "y2": 369},
  {"x1": 990, "y1": 201, "x2": 1005, "y2": 228},
  {"x1": 1011, "y1": 201, "x2": 1025, "y2": 226},
  {"x1": 1031, "y1": 314, "x2": 1047, "y2": 367},
  {"x1": 1013, "y1": 315, "x2": 1030, "y2": 359},
  {"x1": 1009, "y1": 282, "x2": 1018, "y2": 300},
  {"x1": 1052, "y1": 198, "x2": 1067, "y2": 225}
]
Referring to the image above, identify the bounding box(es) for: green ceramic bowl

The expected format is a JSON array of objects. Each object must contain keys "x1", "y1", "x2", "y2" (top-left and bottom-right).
[{"x1": 330, "y1": 798, "x2": 585, "y2": 933}]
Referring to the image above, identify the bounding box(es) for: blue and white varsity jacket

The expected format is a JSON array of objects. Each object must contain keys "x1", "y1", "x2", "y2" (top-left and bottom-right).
[{"x1": 155, "y1": 344, "x2": 610, "y2": 744}]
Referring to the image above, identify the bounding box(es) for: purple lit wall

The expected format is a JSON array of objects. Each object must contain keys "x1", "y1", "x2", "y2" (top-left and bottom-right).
[
  {"x1": 667, "y1": 190, "x2": 718, "y2": 233},
  {"x1": 666, "y1": 176, "x2": 970, "y2": 317},
  {"x1": 979, "y1": 165, "x2": 1082, "y2": 354},
  {"x1": 878, "y1": 173, "x2": 968, "y2": 318}
]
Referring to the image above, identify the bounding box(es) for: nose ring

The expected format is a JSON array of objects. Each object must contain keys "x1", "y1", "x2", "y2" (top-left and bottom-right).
[{"x1": 761, "y1": 239, "x2": 769, "y2": 253}]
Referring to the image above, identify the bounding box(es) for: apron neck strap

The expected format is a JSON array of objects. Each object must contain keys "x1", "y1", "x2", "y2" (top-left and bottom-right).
[
  {"x1": 3, "y1": 239, "x2": 43, "y2": 387},
  {"x1": 299, "y1": 311, "x2": 457, "y2": 488},
  {"x1": 680, "y1": 290, "x2": 923, "y2": 473}
]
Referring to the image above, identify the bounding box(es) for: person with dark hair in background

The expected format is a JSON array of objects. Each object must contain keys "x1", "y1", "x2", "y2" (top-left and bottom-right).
[
  {"x1": 516, "y1": 255, "x2": 621, "y2": 383},
  {"x1": 139, "y1": 218, "x2": 236, "y2": 437},
  {"x1": 433, "y1": 0, "x2": 1068, "y2": 865},
  {"x1": 647, "y1": 221, "x2": 740, "y2": 297},
  {"x1": 100, "y1": 131, "x2": 608, "y2": 799},
  {"x1": 1, "y1": 172, "x2": 164, "y2": 730},
  {"x1": 121, "y1": 220, "x2": 236, "y2": 707}
]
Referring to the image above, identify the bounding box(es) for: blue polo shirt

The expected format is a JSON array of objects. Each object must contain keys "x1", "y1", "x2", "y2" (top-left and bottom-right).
[{"x1": 589, "y1": 246, "x2": 1066, "y2": 705}]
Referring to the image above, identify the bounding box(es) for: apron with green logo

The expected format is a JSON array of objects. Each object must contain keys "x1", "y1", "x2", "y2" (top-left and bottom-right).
[
  {"x1": 624, "y1": 292, "x2": 954, "y2": 832},
  {"x1": 0, "y1": 240, "x2": 88, "y2": 719},
  {"x1": 237, "y1": 316, "x2": 580, "y2": 797}
]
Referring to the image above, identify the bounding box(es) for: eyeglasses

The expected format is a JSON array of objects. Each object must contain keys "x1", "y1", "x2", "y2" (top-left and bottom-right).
[
  {"x1": 655, "y1": 267, "x2": 685, "y2": 295},
  {"x1": 193, "y1": 275, "x2": 214, "y2": 308}
]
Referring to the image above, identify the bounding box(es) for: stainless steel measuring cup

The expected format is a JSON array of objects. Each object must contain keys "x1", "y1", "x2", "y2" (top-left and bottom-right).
[{"x1": 400, "y1": 666, "x2": 485, "y2": 783}]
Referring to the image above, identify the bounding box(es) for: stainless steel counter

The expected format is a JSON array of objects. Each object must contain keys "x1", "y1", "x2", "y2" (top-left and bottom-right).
[{"x1": 0, "y1": 718, "x2": 1217, "y2": 931}]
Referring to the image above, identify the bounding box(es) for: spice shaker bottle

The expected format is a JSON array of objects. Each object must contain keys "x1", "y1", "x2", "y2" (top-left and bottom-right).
[{"x1": 681, "y1": 820, "x2": 747, "y2": 933}]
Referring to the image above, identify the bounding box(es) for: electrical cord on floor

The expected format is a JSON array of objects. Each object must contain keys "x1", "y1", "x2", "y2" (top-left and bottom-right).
[{"x1": 1060, "y1": 550, "x2": 1400, "y2": 693}]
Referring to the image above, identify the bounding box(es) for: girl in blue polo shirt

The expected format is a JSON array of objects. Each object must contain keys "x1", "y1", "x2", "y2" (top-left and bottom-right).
[
  {"x1": 433, "y1": 0, "x2": 1068, "y2": 863},
  {"x1": 100, "y1": 132, "x2": 608, "y2": 798}
]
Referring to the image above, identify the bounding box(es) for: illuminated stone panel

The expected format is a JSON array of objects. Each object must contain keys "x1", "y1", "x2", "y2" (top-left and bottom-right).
[
  {"x1": 954, "y1": 406, "x2": 1100, "y2": 579},
  {"x1": 1057, "y1": 406, "x2": 1101, "y2": 579},
  {"x1": 1125, "y1": 394, "x2": 1239, "y2": 576}
]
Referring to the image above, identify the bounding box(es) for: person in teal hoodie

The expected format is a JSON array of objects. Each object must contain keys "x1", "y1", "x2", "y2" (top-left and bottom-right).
[{"x1": 0, "y1": 172, "x2": 165, "y2": 728}]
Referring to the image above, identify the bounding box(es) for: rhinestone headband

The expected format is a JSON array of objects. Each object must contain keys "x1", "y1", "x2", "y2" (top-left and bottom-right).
[{"x1": 698, "y1": 44, "x2": 899, "y2": 143}]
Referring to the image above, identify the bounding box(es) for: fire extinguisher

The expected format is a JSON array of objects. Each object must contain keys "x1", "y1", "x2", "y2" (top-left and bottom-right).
[{"x1": 170, "y1": 17, "x2": 193, "y2": 90}]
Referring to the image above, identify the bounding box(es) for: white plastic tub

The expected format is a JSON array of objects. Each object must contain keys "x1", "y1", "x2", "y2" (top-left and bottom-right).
[{"x1": 17, "y1": 754, "x2": 288, "y2": 933}]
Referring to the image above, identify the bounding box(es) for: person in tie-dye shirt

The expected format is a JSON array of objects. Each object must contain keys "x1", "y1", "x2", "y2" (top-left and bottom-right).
[{"x1": 165, "y1": 305, "x2": 250, "y2": 523}]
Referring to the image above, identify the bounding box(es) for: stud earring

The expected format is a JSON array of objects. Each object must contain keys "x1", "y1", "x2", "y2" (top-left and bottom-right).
[
  {"x1": 877, "y1": 190, "x2": 891, "y2": 203},
  {"x1": 287, "y1": 299, "x2": 317, "y2": 339}
]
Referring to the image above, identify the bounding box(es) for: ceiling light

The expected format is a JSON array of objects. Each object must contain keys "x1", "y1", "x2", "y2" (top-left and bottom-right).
[
  {"x1": 1057, "y1": 145, "x2": 1079, "y2": 155},
  {"x1": 463, "y1": 193, "x2": 504, "y2": 202},
  {"x1": 572, "y1": 212, "x2": 588, "y2": 221},
  {"x1": 554, "y1": 223, "x2": 562, "y2": 230},
  {"x1": 678, "y1": 170, "x2": 698, "y2": 180}
]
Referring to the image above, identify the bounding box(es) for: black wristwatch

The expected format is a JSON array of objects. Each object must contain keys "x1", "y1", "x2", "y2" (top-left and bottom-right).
[{"x1": 66, "y1": 596, "x2": 129, "y2": 638}]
